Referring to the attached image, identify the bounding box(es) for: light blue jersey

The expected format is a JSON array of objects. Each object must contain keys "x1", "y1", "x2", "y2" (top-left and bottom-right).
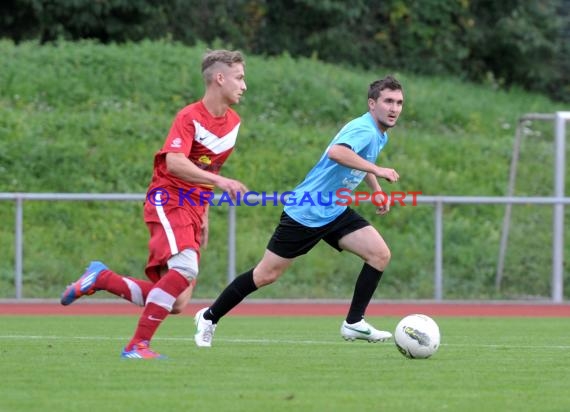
[{"x1": 284, "y1": 112, "x2": 388, "y2": 227}]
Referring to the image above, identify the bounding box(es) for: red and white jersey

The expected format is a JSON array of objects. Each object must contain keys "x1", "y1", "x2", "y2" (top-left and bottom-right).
[{"x1": 147, "y1": 100, "x2": 241, "y2": 204}]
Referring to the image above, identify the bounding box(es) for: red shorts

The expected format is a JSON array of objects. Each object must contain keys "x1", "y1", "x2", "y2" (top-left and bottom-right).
[{"x1": 143, "y1": 202, "x2": 205, "y2": 283}]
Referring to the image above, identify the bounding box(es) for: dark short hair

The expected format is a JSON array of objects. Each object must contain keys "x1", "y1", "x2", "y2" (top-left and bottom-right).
[{"x1": 368, "y1": 75, "x2": 403, "y2": 100}]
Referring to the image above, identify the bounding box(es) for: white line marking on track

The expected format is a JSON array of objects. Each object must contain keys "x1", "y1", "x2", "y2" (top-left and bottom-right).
[{"x1": 0, "y1": 335, "x2": 569, "y2": 349}]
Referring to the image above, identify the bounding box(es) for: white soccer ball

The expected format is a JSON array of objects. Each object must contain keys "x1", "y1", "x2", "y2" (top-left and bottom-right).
[{"x1": 394, "y1": 314, "x2": 440, "y2": 359}]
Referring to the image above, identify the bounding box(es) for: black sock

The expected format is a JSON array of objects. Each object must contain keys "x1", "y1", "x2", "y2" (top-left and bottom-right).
[
  {"x1": 204, "y1": 269, "x2": 257, "y2": 323},
  {"x1": 346, "y1": 263, "x2": 383, "y2": 324}
]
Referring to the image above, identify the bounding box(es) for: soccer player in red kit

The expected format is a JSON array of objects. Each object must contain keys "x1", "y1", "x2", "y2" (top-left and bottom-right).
[{"x1": 60, "y1": 50, "x2": 248, "y2": 359}]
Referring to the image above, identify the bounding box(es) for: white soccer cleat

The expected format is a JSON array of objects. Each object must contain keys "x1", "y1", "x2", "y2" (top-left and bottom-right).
[
  {"x1": 194, "y1": 307, "x2": 217, "y2": 348},
  {"x1": 341, "y1": 319, "x2": 392, "y2": 342}
]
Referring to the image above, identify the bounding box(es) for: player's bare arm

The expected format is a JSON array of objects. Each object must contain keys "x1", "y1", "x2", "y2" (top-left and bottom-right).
[
  {"x1": 166, "y1": 152, "x2": 248, "y2": 198},
  {"x1": 327, "y1": 144, "x2": 399, "y2": 183},
  {"x1": 364, "y1": 173, "x2": 390, "y2": 215},
  {"x1": 364, "y1": 172, "x2": 382, "y2": 192}
]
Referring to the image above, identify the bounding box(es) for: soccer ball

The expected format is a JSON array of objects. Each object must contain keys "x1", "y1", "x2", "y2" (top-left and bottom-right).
[{"x1": 394, "y1": 314, "x2": 440, "y2": 359}]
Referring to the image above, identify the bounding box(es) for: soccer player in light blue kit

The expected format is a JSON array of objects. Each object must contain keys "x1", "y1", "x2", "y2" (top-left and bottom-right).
[{"x1": 195, "y1": 76, "x2": 404, "y2": 347}]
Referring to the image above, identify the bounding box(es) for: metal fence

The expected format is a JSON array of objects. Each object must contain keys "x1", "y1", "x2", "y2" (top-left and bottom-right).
[
  {"x1": 2, "y1": 110, "x2": 569, "y2": 301},
  {"x1": 1, "y1": 192, "x2": 568, "y2": 302}
]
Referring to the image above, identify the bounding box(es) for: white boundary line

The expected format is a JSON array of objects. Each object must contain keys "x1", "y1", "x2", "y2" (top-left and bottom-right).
[{"x1": 1, "y1": 334, "x2": 569, "y2": 349}]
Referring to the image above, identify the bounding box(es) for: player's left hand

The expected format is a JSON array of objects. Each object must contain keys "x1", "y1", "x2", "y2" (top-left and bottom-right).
[{"x1": 376, "y1": 202, "x2": 390, "y2": 215}]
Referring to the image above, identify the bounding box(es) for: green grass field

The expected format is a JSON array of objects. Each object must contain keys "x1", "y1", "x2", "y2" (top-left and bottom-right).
[{"x1": 1, "y1": 315, "x2": 569, "y2": 411}]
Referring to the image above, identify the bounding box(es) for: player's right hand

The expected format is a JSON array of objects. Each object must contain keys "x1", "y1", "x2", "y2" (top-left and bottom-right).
[
  {"x1": 218, "y1": 177, "x2": 248, "y2": 200},
  {"x1": 377, "y1": 167, "x2": 399, "y2": 183}
]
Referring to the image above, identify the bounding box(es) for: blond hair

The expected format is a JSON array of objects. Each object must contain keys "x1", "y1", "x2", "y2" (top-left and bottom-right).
[{"x1": 202, "y1": 50, "x2": 245, "y2": 84}]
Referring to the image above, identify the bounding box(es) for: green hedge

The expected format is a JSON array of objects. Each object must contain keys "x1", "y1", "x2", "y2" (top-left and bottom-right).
[
  {"x1": 1, "y1": 0, "x2": 568, "y2": 102},
  {"x1": 0, "y1": 40, "x2": 567, "y2": 300}
]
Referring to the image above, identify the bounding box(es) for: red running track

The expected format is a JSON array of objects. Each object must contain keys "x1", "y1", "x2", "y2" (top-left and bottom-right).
[{"x1": 1, "y1": 300, "x2": 570, "y2": 317}]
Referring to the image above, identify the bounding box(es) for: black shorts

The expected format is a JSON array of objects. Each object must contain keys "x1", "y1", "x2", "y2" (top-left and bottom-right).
[{"x1": 266, "y1": 208, "x2": 371, "y2": 259}]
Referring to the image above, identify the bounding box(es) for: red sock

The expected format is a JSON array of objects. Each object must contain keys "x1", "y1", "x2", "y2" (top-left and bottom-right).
[
  {"x1": 127, "y1": 269, "x2": 190, "y2": 349},
  {"x1": 95, "y1": 270, "x2": 154, "y2": 306}
]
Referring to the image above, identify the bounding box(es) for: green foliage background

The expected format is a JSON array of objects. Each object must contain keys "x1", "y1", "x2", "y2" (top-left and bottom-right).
[
  {"x1": 0, "y1": 40, "x2": 568, "y2": 300},
  {"x1": 1, "y1": 0, "x2": 569, "y2": 102}
]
